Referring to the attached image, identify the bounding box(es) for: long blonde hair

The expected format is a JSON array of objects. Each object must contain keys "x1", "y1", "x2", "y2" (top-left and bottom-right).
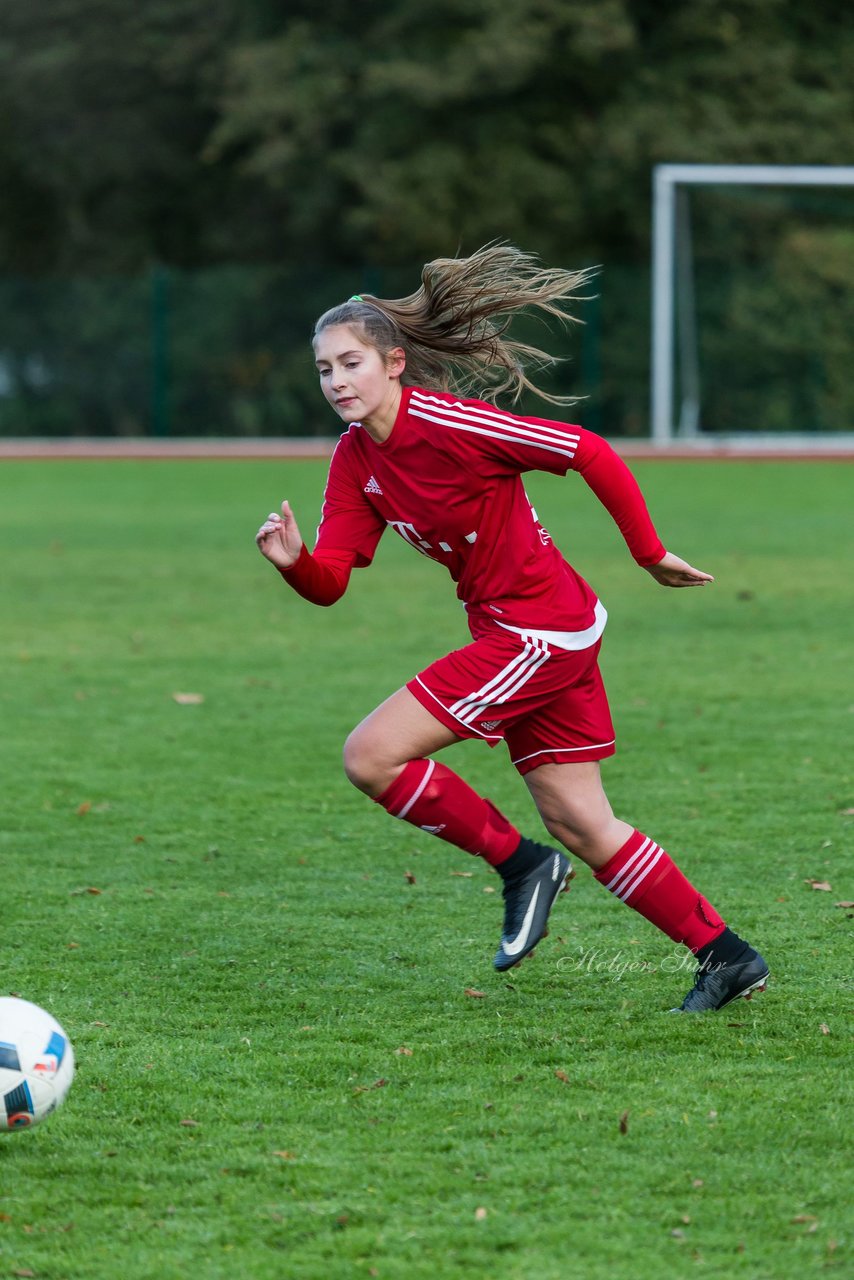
[{"x1": 313, "y1": 243, "x2": 596, "y2": 405}]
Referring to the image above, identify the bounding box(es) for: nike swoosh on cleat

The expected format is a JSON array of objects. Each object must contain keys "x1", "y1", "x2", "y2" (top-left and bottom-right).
[{"x1": 500, "y1": 884, "x2": 540, "y2": 958}]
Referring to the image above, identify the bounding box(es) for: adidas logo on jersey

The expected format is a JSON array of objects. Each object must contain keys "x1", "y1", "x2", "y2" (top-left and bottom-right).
[{"x1": 364, "y1": 475, "x2": 383, "y2": 495}]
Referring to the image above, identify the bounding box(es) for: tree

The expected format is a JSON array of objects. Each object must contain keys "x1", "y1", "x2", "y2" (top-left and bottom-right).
[
  {"x1": 1, "y1": 0, "x2": 852, "y2": 435},
  {"x1": 1, "y1": 0, "x2": 851, "y2": 273},
  {"x1": 208, "y1": 0, "x2": 854, "y2": 266},
  {"x1": 0, "y1": 0, "x2": 242, "y2": 271}
]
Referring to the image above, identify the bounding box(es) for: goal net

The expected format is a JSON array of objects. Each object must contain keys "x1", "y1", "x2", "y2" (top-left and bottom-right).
[{"x1": 651, "y1": 164, "x2": 854, "y2": 445}]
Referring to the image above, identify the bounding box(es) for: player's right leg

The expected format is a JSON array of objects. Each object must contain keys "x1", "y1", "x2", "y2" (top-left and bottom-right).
[
  {"x1": 343, "y1": 686, "x2": 572, "y2": 969},
  {"x1": 342, "y1": 685, "x2": 461, "y2": 798}
]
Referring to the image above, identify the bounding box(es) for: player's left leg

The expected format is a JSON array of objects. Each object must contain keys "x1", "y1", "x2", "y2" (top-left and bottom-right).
[{"x1": 523, "y1": 760, "x2": 769, "y2": 1011}]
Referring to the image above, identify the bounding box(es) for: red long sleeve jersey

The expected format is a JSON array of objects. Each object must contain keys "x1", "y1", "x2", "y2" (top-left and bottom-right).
[{"x1": 282, "y1": 386, "x2": 666, "y2": 634}]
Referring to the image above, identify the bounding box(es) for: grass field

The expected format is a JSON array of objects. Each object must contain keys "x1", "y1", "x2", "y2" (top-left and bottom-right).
[{"x1": 0, "y1": 458, "x2": 851, "y2": 1280}]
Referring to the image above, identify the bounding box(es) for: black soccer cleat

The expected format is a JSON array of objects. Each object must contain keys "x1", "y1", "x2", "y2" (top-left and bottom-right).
[
  {"x1": 494, "y1": 845, "x2": 574, "y2": 972},
  {"x1": 672, "y1": 948, "x2": 769, "y2": 1013}
]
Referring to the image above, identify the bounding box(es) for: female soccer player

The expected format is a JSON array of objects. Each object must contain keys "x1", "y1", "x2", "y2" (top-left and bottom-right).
[{"x1": 256, "y1": 245, "x2": 768, "y2": 1013}]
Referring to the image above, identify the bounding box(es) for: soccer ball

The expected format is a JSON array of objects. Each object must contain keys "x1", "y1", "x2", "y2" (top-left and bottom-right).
[{"x1": 0, "y1": 997, "x2": 75, "y2": 1131}]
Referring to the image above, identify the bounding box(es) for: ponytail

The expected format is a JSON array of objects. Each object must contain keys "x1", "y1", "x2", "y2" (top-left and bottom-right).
[{"x1": 313, "y1": 243, "x2": 596, "y2": 405}]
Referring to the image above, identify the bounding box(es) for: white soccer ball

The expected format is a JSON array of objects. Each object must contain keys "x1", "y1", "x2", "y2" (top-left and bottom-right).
[{"x1": 0, "y1": 997, "x2": 75, "y2": 1131}]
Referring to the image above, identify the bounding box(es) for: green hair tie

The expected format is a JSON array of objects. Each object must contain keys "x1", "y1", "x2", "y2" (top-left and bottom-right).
[{"x1": 349, "y1": 294, "x2": 363, "y2": 302}]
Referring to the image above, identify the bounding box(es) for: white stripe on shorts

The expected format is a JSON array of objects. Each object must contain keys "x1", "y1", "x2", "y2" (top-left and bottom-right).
[
  {"x1": 449, "y1": 637, "x2": 551, "y2": 726},
  {"x1": 510, "y1": 740, "x2": 617, "y2": 766},
  {"x1": 449, "y1": 643, "x2": 538, "y2": 720},
  {"x1": 412, "y1": 676, "x2": 504, "y2": 740}
]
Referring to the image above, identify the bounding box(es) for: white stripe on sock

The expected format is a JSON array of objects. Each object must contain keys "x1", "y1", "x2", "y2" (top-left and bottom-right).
[
  {"x1": 616, "y1": 846, "x2": 663, "y2": 902},
  {"x1": 603, "y1": 837, "x2": 653, "y2": 894},
  {"x1": 393, "y1": 759, "x2": 435, "y2": 820}
]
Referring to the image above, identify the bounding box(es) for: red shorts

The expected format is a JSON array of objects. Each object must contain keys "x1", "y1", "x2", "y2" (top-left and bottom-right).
[{"x1": 407, "y1": 621, "x2": 616, "y2": 776}]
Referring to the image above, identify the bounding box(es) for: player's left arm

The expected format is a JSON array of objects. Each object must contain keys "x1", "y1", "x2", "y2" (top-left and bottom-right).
[
  {"x1": 454, "y1": 402, "x2": 712, "y2": 588},
  {"x1": 642, "y1": 549, "x2": 714, "y2": 588},
  {"x1": 571, "y1": 430, "x2": 714, "y2": 589}
]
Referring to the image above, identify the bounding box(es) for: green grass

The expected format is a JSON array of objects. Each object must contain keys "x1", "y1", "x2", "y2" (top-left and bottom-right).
[{"x1": 0, "y1": 458, "x2": 851, "y2": 1280}]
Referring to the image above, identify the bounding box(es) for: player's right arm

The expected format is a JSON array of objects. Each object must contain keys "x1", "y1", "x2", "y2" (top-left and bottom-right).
[
  {"x1": 255, "y1": 433, "x2": 385, "y2": 607},
  {"x1": 256, "y1": 500, "x2": 304, "y2": 571},
  {"x1": 256, "y1": 500, "x2": 357, "y2": 606}
]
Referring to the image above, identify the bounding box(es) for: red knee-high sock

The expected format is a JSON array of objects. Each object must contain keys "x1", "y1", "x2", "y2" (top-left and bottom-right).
[
  {"x1": 375, "y1": 759, "x2": 520, "y2": 866},
  {"x1": 594, "y1": 829, "x2": 726, "y2": 952}
]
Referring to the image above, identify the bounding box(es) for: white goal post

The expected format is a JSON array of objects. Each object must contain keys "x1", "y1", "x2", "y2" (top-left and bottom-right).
[{"x1": 650, "y1": 163, "x2": 854, "y2": 445}]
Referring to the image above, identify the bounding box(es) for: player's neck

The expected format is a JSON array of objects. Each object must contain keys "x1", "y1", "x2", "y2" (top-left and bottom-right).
[{"x1": 360, "y1": 382, "x2": 403, "y2": 444}]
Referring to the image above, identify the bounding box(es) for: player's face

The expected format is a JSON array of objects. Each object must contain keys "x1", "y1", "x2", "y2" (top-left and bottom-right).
[{"x1": 313, "y1": 324, "x2": 405, "y2": 438}]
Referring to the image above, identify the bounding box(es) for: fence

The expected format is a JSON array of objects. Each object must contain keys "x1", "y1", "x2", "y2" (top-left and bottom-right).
[{"x1": 0, "y1": 251, "x2": 851, "y2": 438}]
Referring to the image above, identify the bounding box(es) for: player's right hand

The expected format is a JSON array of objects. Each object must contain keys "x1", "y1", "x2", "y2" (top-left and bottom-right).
[{"x1": 255, "y1": 500, "x2": 304, "y2": 570}]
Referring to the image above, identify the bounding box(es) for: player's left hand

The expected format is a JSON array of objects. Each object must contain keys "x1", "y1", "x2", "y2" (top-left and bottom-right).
[{"x1": 643, "y1": 551, "x2": 714, "y2": 588}]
